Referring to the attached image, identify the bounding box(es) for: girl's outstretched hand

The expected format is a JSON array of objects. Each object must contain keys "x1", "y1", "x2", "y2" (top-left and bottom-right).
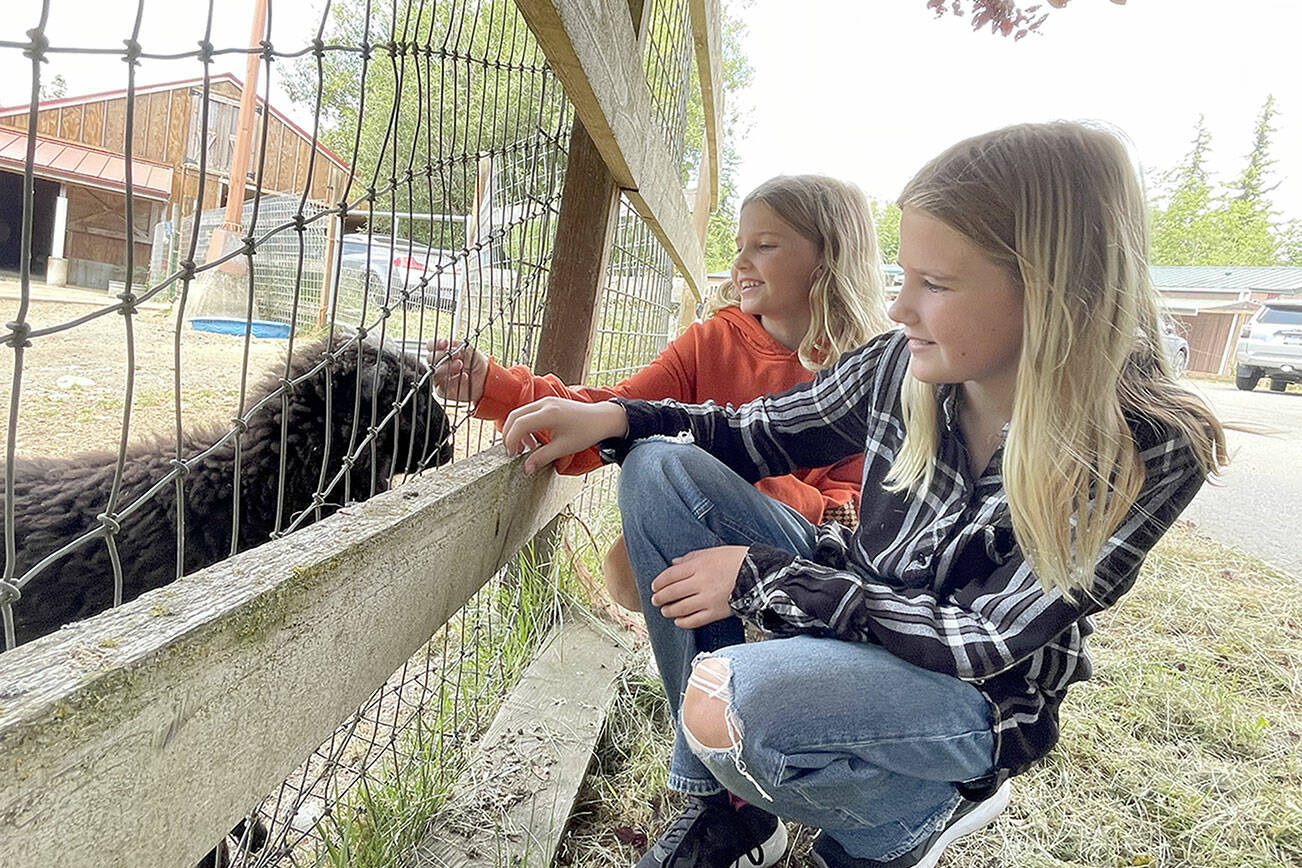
[
  {"x1": 501, "y1": 396, "x2": 630, "y2": 475},
  {"x1": 429, "y1": 337, "x2": 488, "y2": 403},
  {"x1": 650, "y1": 546, "x2": 749, "y2": 629}
]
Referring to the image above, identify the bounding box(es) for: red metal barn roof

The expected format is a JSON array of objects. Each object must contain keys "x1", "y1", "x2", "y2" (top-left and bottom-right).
[{"x1": 0, "y1": 127, "x2": 173, "y2": 201}]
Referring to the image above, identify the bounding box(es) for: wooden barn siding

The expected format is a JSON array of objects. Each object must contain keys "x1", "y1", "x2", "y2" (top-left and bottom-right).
[
  {"x1": 145, "y1": 91, "x2": 170, "y2": 161},
  {"x1": 64, "y1": 186, "x2": 153, "y2": 267},
  {"x1": 1173, "y1": 313, "x2": 1235, "y2": 374},
  {"x1": 104, "y1": 100, "x2": 126, "y2": 152},
  {"x1": 4, "y1": 84, "x2": 346, "y2": 219},
  {"x1": 211, "y1": 80, "x2": 242, "y2": 101},
  {"x1": 272, "y1": 122, "x2": 290, "y2": 191},
  {"x1": 311, "y1": 158, "x2": 329, "y2": 201},
  {"x1": 58, "y1": 104, "x2": 83, "y2": 142},
  {"x1": 166, "y1": 90, "x2": 189, "y2": 164},
  {"x1": 295, "y1": 136, "x2": 309, "y2": 194},
  {"x1": 82, "y1": 102, "x2": 105, "y2": 148},
  {"x1": 35, "y1": 108, "x2": 57, "y2": 137}
]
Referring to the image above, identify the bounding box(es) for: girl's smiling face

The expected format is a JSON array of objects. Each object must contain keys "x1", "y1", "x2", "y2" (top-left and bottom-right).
[
  {"x1": 890, "y1": 207, "x2": 1025, "y2": 400},
  {"x1": 731, "y1": 200, "x2": 821, "y2": 343}
]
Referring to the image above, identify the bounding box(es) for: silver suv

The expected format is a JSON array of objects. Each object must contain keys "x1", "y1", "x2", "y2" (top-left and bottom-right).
[{"x1": 1236, "y1": 300, "x2": 1302, "y2": 391}]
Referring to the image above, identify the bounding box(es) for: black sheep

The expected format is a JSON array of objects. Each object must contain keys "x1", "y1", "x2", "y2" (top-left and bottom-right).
[{"x1": 5, "y1": 333, "x2": 454, "y2": 648}]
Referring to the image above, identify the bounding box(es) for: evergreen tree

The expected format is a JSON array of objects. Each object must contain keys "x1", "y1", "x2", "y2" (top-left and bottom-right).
[
  {"x1": 1213, "y1": 95, "x2": 1282, "y2": 265},
  {"x1": 1149, "y1": 100, "x2": 1293, "y2": 267},
  {"x1": 39, "y1": 74, "x2": 67, "y2": 100},
  {"x1": 1150, "y1": 117, "x2": 1221, "y2": 265},
  {"x1": 1279, "y1": 220, "x2": 1302, "y2": 267}
]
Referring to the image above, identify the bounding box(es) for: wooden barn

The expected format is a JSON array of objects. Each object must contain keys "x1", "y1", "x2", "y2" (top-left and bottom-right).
[{"x1": 0, "y1": 73, "x2": 351, "y2": 290}]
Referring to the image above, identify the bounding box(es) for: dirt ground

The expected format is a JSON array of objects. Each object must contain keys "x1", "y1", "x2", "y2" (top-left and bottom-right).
[{"x1": 1, "y1": 299, "x2": 292, "y2": 460}]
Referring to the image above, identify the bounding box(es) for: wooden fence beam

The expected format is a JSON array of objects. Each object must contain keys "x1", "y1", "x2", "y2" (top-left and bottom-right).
[
  {"x1": 689, "y1": 0, "x2": 723, "y2": 212},
  {"x1": 0, "y1": 448, "x2": 582, "y2": 868},
  {"x1": 515, "y1": 0, "x2": 707, "y2": 298}
]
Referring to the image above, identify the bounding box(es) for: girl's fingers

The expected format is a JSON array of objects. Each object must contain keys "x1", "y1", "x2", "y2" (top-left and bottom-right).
[
  {"x1": 501, "y1": 398, "x2": 628, "y2": 473},
  {"x1": 650, "y1": 574, "x2": 694, "y2": 606},
  {"x1": 501, "y1": 405, "x2": 543, "y2": 456},
  {"x1": 673, "y1": 611, "x2": 713, "y2": 629},
  {"x1": 522, "y1": 441, "x2": 566, "y2": 475},
  {"x1": 657, "y1": 594, "x2": 701, "y2": 621},
  {"x1": 650, "y1": 562, "x2": 690, "y2": 594}
]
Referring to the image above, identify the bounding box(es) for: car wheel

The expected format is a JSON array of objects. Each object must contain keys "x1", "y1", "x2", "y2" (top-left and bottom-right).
[
  {"x1": 1171, "y1": 349, "x2": 1187, "y2": 379},
  {"x1": 1269, "y1": 378, "x2": 1288, "y2": 392},
  {"x1": 1235, "y1": 367, "x2": 1260, "y2": 391}
]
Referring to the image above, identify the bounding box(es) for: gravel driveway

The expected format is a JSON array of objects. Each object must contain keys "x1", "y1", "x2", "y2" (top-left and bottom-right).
[{"x1": 1180, "y1": 379, "x2": 1302, "y2": 579}]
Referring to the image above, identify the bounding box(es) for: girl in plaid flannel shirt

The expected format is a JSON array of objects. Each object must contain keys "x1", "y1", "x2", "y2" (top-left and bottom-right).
[{"x1": 502, "y1": 122, "x2": 1227, "y2": 868}]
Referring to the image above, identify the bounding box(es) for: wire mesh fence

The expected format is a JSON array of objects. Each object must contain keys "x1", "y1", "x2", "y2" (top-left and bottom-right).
[
  {"x1": 642, "y1": 0, "x2": 695, "y2": 161},
  {"x1": 1, "y1": 0, "x2": 697, "y2": 861}
]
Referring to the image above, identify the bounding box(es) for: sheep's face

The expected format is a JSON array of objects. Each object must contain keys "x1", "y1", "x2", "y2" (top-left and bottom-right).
[{"x1": 354, "y1": 341, "x2": 455, "y2": 476}]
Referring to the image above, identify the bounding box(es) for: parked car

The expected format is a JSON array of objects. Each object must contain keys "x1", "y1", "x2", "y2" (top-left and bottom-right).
[
  {"x1": 335, "y1": 233, "x2": 462, "y2": 311},
  {"x1": 1235, "y1": 299, "x2": 1302, "y2": 392},
  {"x1": 1160, "y1": 318, "x2": 1189, "y2": 378}
]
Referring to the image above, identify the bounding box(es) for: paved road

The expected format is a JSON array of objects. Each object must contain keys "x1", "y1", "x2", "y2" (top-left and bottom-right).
[{"x1": 1180, "y1": 380, "x2": 1302, "y2": 579}]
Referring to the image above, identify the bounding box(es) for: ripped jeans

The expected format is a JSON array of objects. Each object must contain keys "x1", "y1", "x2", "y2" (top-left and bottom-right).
[{"x1": 619, "y1": 441, "x2": 996, "y2": 860}]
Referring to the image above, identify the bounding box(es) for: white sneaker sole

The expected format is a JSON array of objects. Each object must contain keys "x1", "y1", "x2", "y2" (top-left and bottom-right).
[
  {"x1": 732, "y1": 819, "x2": 788, "y2": 868},
  {"x1": 913, "y1": 779, "x2": 1011, "y2": 868},
  {"x1": 807, "y1": 780, "x2": 1010, "y2": 868}
]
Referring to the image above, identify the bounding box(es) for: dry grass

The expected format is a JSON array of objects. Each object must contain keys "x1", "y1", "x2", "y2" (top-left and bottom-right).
[
  {"x1": 0, "y1": 300, "x2": 288, "y2": 459},
  {"x1": 559, "y1": 521, "x2": 1302, "y2": 867}
]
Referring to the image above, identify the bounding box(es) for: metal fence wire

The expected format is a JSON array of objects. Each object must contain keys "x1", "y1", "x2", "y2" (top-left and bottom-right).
[{"x1": 1, "y1": 0, "x2": 695, "y2": 861}]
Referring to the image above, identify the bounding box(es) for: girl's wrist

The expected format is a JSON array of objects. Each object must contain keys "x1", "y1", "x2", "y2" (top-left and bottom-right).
[{"x1": 602, "y1": 401, "x2": 630, "y2": 440}]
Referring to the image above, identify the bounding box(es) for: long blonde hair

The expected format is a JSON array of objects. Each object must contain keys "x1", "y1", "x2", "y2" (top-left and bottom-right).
[
  {"x1": 886, "y1": 122, "x2": 1226, "y2": 596},
  {"x1": 704, "y1": 175, "x2": 891, "y2": 370}
]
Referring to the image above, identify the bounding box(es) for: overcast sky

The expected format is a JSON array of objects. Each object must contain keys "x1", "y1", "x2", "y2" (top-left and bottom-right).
[
  {"x1": 2, "y1": 0, "x2": 1299, "y2": 220},
  {"x1": 732, "y1": 0, "x2": 1302, "y2": 218}
]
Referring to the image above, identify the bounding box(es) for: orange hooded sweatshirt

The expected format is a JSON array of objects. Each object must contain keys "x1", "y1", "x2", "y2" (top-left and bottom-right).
[{"x1": 473, "y1": 305, "x2": 863, "y2": 524}]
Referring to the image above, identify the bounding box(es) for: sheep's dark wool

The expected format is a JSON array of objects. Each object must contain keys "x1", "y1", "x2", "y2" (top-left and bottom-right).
[{"x1": 8, "y1": 335, "x2": 453, "y2": 646}]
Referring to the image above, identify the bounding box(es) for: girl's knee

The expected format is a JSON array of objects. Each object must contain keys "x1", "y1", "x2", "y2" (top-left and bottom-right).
[
  {"x1": 601, "y1": 535, "x2": 642, "y2": 611},
  {"x1": 682, "y1": 656, "x2": 736, "y2": 751},
  {"x1": 618, "y1": 441, "x2": 698, "y2": 520},
  {"x1": 621, "y1": 440, "x2": 682, "y2": 485}
]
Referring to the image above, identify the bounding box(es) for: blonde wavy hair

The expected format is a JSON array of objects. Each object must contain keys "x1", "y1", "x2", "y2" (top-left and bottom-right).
[
  {"x1": 885, "y1": 122, "x2": 1226, "y2": 596},
  {"x1": 703, "y1": 175, "x2": 891, "y2": 370}
]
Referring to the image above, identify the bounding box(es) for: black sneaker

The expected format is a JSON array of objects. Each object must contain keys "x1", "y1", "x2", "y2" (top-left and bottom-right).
[
  {"x1": 634, "y1": 791, "x2": 788, "y2": 868},
  {"x1": 809, "y1": 780, "x2": 1011, "y2": 868}
]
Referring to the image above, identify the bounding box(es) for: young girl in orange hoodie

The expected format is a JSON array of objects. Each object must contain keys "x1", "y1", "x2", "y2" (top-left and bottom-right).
[{"x1": 432, "y1": 175, "x2": 891, "y2": 610}]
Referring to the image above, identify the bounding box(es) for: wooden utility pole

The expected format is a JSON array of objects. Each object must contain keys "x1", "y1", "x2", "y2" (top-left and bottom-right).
[{"x1": 205, "y1": 0, "x2": 267, "y2": 272}]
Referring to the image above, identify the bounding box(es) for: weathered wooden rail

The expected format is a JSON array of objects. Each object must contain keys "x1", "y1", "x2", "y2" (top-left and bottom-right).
[{"x1": 0, "y1": 449, "x2": 581, "y2": 867}]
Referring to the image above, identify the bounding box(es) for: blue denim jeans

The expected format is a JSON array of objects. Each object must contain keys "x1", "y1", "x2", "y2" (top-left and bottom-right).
[{"x1": 619, "y1": 441, "x2": 997, "y2": 860}]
